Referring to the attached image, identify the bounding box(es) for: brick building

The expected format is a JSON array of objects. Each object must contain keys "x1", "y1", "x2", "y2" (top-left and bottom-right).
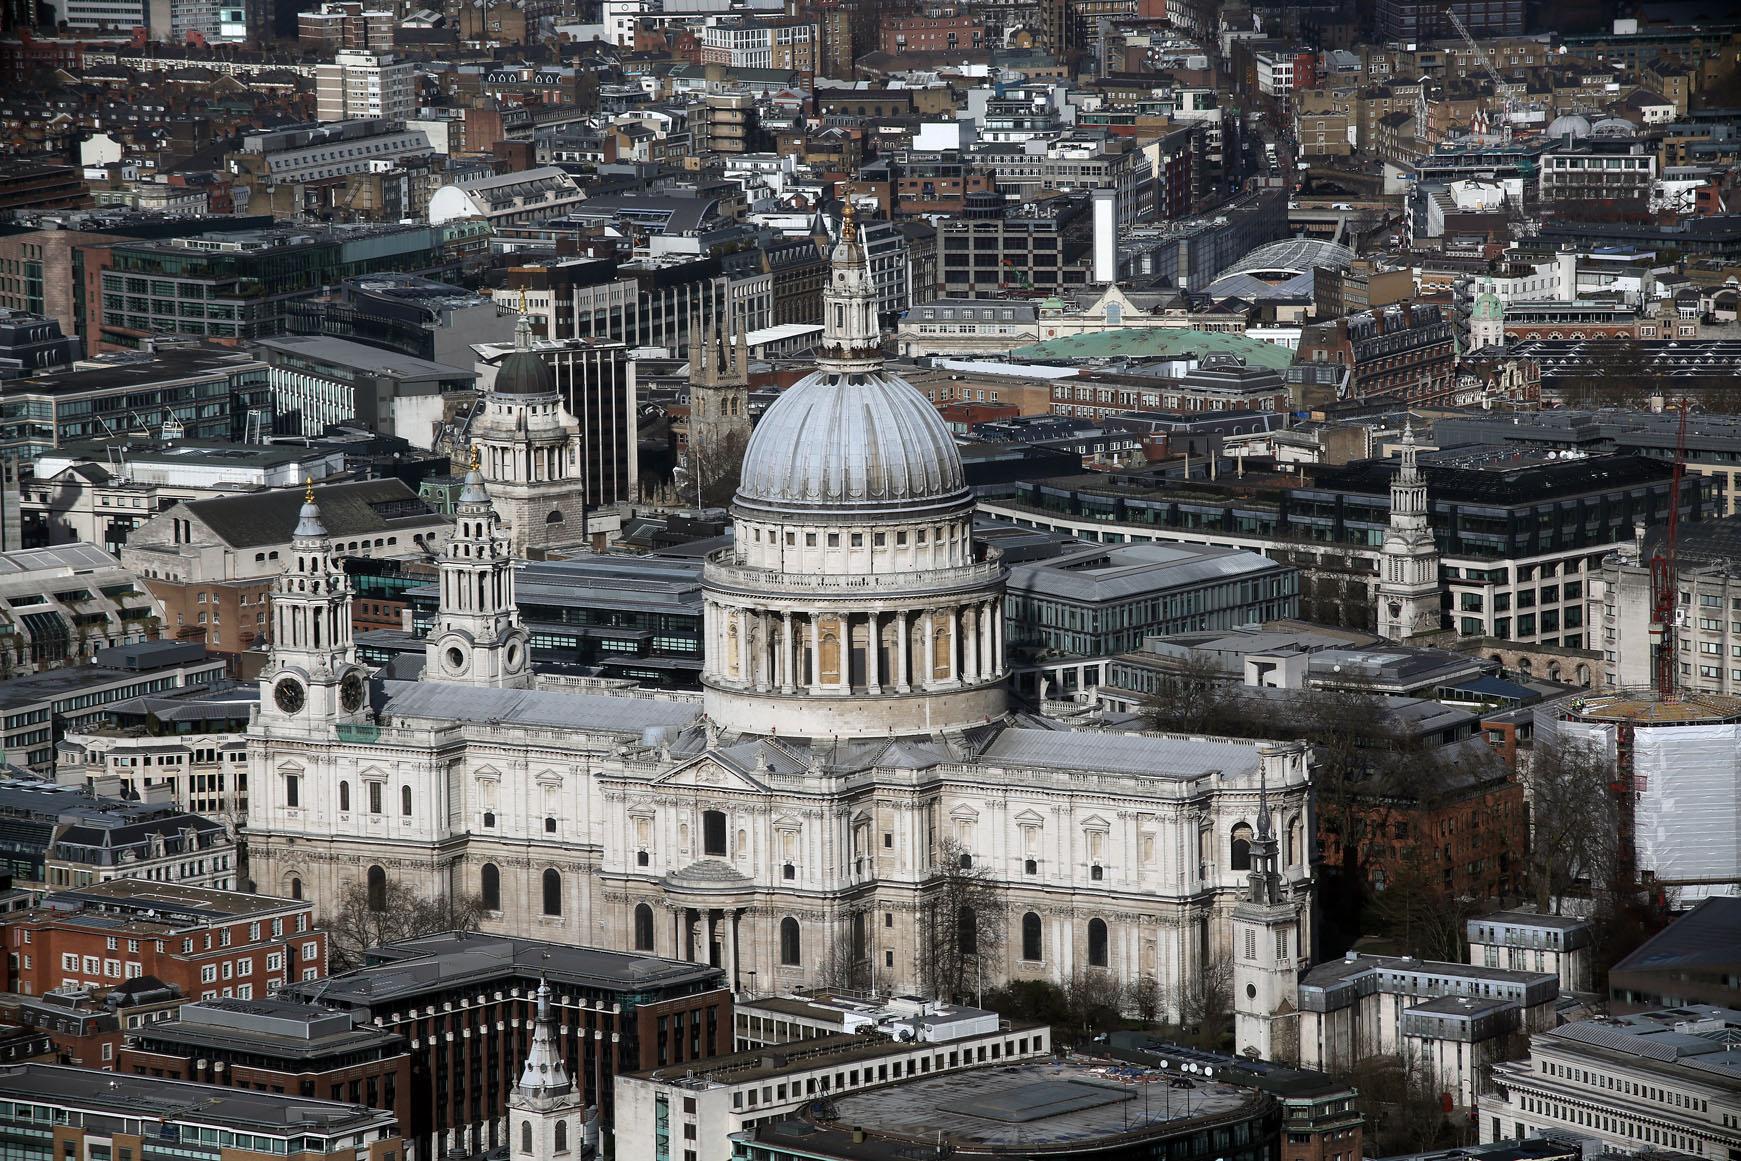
[
  {"x1": 281, "y1": 932, "x2": 731, "y2": 1161},
  {"x1": 1, "y1": 880, "x2": 324, "y2": 1001},
  {"x1": 1291, "y1": 302, "x2": 1456, "y2": 407},
  {"x1": 119, "y1": 996, "x2": 413, "y2": 1129},
  {"x1": 879, "y1": 10, "x2": 983, "y2": 54}
]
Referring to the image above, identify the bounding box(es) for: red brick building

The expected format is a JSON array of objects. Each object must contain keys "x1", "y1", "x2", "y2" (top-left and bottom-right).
[
  {"x1": 282, "y1": 932, "x2": 732, "y2": 1160},
  {"x1": 2, "y1": 880, "x2": 324, "y2": 1001},
  {"x1": 879, "y1": 10, "x2": 983, "y2": 54}
]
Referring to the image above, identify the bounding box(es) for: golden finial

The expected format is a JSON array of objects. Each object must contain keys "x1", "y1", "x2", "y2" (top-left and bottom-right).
[
  {"x1": 841, "y1": 188, "x2": 856, "y2": 243},
  {"x1": 519, "y1": 287, "x2": 528, "y2": 314},
  {"x1": 470, "y1": 443, "x2": 480, "y2": 472},
  {"x1": 304, "y1": 474, "x2": 314, "y2": 504}
]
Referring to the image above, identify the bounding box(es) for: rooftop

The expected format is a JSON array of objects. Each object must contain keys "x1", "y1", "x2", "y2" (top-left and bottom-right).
[
  {"x1": 1010, "y1": 329, "x2": 1294, "y2": 369},
  {"x1": 287, "y1": 932, "x2": 724, "y2": 1007},
  {"x1": 1558, "y1": 690, "x2": 1741, "y2": 725},
  {"x1": 255, "y1": 335, "x2": 476, "y2": 381},
  {"x1": 1006, "y1": 541, "x2": 1288, "y2": 603},
  {"x1": 788, "y1": 1057, "x2": 1256, "y2": 1152},
  {"x1": 0, "y1": 1063, "x2": 393, "y2": 1135}
]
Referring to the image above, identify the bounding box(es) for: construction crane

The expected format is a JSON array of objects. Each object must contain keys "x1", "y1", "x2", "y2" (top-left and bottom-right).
[
  {"x1": 1445, "y1": 7, "x2": 1515, "y2": 145},
  {"x1": 1648, "y1": 399, "x2": 1690, "y2": 700}
]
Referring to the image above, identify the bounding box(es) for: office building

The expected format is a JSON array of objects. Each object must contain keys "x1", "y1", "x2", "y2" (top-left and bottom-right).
[
  {"x1": 0, "y1": 877, "x2": 317, "y2": 998},
  {"x1": 406, "y1": 555, "x2": 705, "y2": 688},
  {"x1": 0, "y1": 777, "x2": 233, "y2": 892},
  {"x1": 93, "y1": 226, "x2": 451, "y2": 349},
  {"x1": 0, "y1": 310, "x2": 77, "y2": 379},
  {"x1": 0, "y1": 640, "x2": 224, "y2": 770},
  {"x1": 624, "y1": 1025, "x2": 1054, "y2": 1161},
  {"x1": 24, "y1": 439, "x2": 343, "y2": 555},
  {"x1": 286, "y1": 276, "x2": 516, "y2": 370},
  {"x1": 988, "y1": 450, "x2": 1703, "y2": 647},
  {"x1": 726, "y1": 1054, "x2": 1275, "y2": 1161},
  {"x1": 1004, "y1": 540, "x2": 1299, "y2": 663},
  {"x1": 1479, "y1": 1007, "x2": 1741, "y2": 1153},
  {"x1": 280, "y1": 932, "x2": 731, "y2": 1159},
  {"x1": 258, "y1": 335, "x2": 475, "y2": 437},
  {"x1": 118, "y1": 997, "x2": 411, "y2": 1129},
  {"x1": 0, "y1": 1064, "x2": 399, "y2": 1161},
  {"x1": 58, "y1": 684, "x2": 257, "y2": 822},
  {"x1": 0, "y1": 348, "x2": 270, "y2": 464},
  {"x1": 0, "y1": 544, "x2": 158, "y2": 671},
  {"x1": 1610, "y1": 898, "x2": 1741, "y2": 1012}
]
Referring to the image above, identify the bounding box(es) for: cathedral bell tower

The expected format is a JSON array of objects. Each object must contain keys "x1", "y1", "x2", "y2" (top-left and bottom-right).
[
  {"x1": 259, "y1": 479, "x2": 372, "y2": 734},
  {"x1": 1232, "y1": 746, "x2": 1303, "y2": 1063},
  {"x1": 1376, "y1": 422, "x2": 1442, "y2": 640},
  {"x1": 425, "y1": 450, "x2": 533, "y2": 688},
  {"x1": 509, "y1": 980, "x2": 588, "y2": 1161}
]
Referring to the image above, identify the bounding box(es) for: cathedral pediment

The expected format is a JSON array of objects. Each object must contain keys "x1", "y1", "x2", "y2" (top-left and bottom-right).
[{"x1": 651, "y1": 754, "x2": 770, "y2": 794}]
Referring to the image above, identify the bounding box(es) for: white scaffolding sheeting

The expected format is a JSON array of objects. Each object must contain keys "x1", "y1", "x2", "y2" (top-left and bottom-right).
[{"x1": 1634, "y1": 724, "x2": 1741, "y2": 887}]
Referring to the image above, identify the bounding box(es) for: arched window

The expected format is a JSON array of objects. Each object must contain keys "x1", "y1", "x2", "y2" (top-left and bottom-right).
[
  {"x1": 555, "y1": 1122, "x2": 568, "y2": 1154},
  {"x1": 545, "y1": 816, "x2": 557, "y2": 834},
  {"x1": 782, "y1": 862, "x2": 795, "y2": 880},
  {"x1": 637, "y1": 850, "x2": 650, "y2": 866},
  {"x1": 289, "y1": 877, "x2": 302, "y2": 901},
  {"x1": 481, "y1": 863, "x2": 500, "y2": 911},
  {"x1": 957, "y1": 852, "x2": 972, "y2": 870},
  {"x1": 1090, "y1": 864, "x2": 1104, "y2": 881},
  {"x1": 1024, "y1": 857, "x2": 1037, "y2": 875},
  {"x1": 1022, "y1": 912, "x2": 1042, "y2": 961},
  {"x1": 780, "y1": 916, "x2": 801, "y2": 965},
  {"x1": 958, "y1": 906, "x2": 977, "y2": 956},
  {"x1": 483, "y1": 811, "x2": 496, "y2": 828},
  {"x1": 1230, "y1": 822, "x2": 1254, "y2": 871},
  {"x1": 542, "y1": 868, "x2": 562, "y2": 916},
  {"x1": 1087, "y1": 918, "x2": 1109, "y2": 968},
  {"x1": 703, "y1": 810, "x2": 727, "y2": 857},
  {"x1": 338, "y1": 781, "x2": 350, "y2": 812},
  {"x1": 634, "y1": 903, "x2": 655, "y2": 951},
  {"x1": 521, "y1": 1123, "x2": 532, "y2": 1155},
  {"x1": 1286, "y1": 817, "x2": 1301, "y2": 868},
  {"x1": 366, "y1": 865, "x2": 386, "y2": 913},
  {"x1": 401, "y1": 785, "x2": 412, "y2": 817}
]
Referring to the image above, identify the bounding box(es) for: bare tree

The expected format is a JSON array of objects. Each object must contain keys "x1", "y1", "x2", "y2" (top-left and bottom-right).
[
  {"x1": 324, "y1": 875, "x2": 486, "y2": 973},
  {"x1": 815, "y1": 914, "x2": 872, "y2": 993},
  {"x1": 1174, "y1": 955, "x2": 1234, "y2": 1050},
  {"x1": 1525, "y1": 737, "x2": 1619, "y2": 914},
  {"x1": 918, "y1": 838, "x2": 1003, "y2": 1003},
  {"x1": 1142, "y1": 651, "x2": 1240, "y2": 735},
  {"x1": 1369, "y1": 854, "x2": 1478, "y2": 963},
  {"x1": 1349, "y1": 1056, "x2": 1455, "y2": 1156},
  {"x1": 1061, "y1": 970, "x2": 1127, "y2": 1041}
]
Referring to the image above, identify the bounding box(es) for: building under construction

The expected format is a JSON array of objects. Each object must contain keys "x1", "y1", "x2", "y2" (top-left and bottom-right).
[{"x1": 1541, "y1": 690, "x2": 1741, "y2": 906}]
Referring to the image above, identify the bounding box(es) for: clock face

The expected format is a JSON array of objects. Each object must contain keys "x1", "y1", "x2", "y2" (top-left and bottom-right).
[
  {"x1": 340, "y1": 671, "x2": 366, "y2": 713},
  {"x1": 274, "y1": 678, "x2": 306, "y2": 715}
]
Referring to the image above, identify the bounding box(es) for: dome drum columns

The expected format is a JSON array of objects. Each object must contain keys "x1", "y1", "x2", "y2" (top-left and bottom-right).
[{"x1": 706, "y1": 598, "x2": 1005, "y2": 698}]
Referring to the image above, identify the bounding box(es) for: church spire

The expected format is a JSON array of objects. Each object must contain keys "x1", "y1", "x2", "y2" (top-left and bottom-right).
[
  {"x1": 1247, "y1": 768, "x2": 1283, "y2": 908},
  {"x1": 1377, "y1": 417, "x2": 1440, "y2": 640},
  {"x1": 517, "y1": 979, "x2": 573, "y2": 1098}
]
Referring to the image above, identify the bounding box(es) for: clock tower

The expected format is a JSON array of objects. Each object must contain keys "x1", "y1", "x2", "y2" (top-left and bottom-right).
[{"x1": 259, "y1": 479, "x2": 372, "y2": 735}]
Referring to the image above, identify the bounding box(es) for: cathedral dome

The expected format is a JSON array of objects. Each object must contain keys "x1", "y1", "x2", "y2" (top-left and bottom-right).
[{"x1": 734, "y1": 369, "x2": 970, "y2": 517}]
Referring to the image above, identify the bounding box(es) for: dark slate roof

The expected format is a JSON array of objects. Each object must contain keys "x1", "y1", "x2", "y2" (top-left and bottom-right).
[
  {"x1": 184, "y1": 480, "x2": 445, "y2": 549},
  {"x1": 1612, "y1": 897, "x2": 1741, "y2": 979}
]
